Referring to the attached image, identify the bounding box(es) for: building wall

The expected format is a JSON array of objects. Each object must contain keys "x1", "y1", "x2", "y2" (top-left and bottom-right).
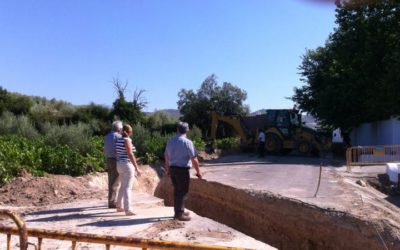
[{"x1": 350, "y1": 117, "x2": 400, "y2": 146}]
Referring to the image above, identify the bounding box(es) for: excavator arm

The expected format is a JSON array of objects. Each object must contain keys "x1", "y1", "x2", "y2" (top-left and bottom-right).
[{"x1": 210, "y1": 111, "x2": 250, "y2": 141}]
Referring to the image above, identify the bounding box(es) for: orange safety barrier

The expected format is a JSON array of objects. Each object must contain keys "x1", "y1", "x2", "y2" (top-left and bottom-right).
[
  {"x1": 346, "y1": 145, "x2": 400, "y2": 171},
  {"x1": 0, "y1": 210, "x2": 247, "y2": 250},
  {"x1": 0, "y1": 210, "x2": 28, "y2": 250}
]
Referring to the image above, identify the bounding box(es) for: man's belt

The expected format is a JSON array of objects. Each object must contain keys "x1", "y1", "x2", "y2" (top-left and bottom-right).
[{"x1": 170, "y1": 165, "x2": 190, "y2": 169}]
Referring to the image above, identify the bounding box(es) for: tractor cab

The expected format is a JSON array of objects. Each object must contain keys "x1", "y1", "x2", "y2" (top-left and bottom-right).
[{"x1": 265, "y1": 109, "x2": 301, "y2": 138}]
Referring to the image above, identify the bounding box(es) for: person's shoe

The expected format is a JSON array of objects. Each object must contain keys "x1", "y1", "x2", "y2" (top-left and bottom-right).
[
  {"x1": 125, "y1": 210, "x2": 136, "y2": 216},
  {"x1": 116, "y1": 207, "x2": 124, "y2": 212},
  {"x1": 182, "y1": 211, "x2": 190, "y2": 216},
  {"x1": 109, "y1": 204, "x2": 117, "y2": 209},
  {"x1": 174, "y1": 214, "x2": 191, "y2": 221}
]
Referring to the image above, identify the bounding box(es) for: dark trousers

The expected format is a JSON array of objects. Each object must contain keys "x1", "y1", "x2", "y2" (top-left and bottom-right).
[
  {"x1": 258, "y1": 141, "x2": 265, "y2": 157},
  {"x1": 170, "y1": 167, "x2": 190, "y2": 216},
  {"x1": 106, "y1": 158, "x2": 119, "y2": 207}
]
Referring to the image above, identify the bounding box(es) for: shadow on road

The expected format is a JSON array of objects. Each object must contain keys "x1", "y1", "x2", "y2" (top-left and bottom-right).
[
  {"x1": 27, "y1": 210, "x2": 121, "y2": 223},
  {"x1": 28, "y1": 205, "x2": 107, "y2": 216},
  {"x1": 77, "y1": 216, "x2": 172, "y2": 227},
  {"x1": 202, "y1": 153, "x2": 344, "y2": 167}
]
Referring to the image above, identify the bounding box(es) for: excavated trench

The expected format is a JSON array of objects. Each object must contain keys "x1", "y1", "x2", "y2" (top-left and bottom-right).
[{"x1": 154, "y1": 177, "x2": 400, "y2": 250}]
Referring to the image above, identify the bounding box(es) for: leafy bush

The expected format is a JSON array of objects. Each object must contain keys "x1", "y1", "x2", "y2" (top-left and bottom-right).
[
  {"x1": 39, "y1": 144, "x2": 86, "y2": 175},
  {"x1": 189, "y1": 125, "x2": 202, "y2": 141},
  {"x1": 131, "y1": 123, "x2": 151, "y2": 157},
  {"x1": 29, "y1": 102, "x2": 57, "y2": 124},
  {"x1": 0, "y1": 111, "x2": 15, "y2": 135},
  {"x1": 193, "y1": 138, "x2": 206, "y2": 151},
  {"x1": 142, "y1": 152, "x2": 158, "y2": 164},
  {"x1": 141, "y1": 135, "x2": 206, "y2": 163},
  {"x1": 143, "y1": 134, "x2": 170, "y2": 160},
  {"x1": 146, "y1": 111, "x2": 177, "y2": 131},
  {"x1": 0, "y1": 112, "x2": 39, "y2": 139},
  {"x1": 0, "y1": 136, "x2": 44, "y2": 183},
  {"x1": 16, "y1": 115, "x2": 40, "y2": 139},
  {"x1": 0, "y1": 135, "x2": 105, "y2": 185},
  {"x1": 42, "y1": 122, "x2": 93, "y2": 155},
  {"x1": 215, "y1": 137, "x2": 240, "y2": 150}
]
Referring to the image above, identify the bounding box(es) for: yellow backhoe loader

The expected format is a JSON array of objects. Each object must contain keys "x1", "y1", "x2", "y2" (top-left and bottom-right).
[{"x1": 210, "y1": 110, "x2": 331, "y2": 155}]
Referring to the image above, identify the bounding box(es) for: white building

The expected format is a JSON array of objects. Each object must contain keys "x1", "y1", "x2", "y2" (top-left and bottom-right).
[{"x1": 350, "y1": 117, "x2": 400, "y2": 146}]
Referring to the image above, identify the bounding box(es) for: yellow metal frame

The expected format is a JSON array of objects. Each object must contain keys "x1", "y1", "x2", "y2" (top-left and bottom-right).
[
  {"x1": 0, "y1": 210, "x2": 247, "y2": 250},
  {"x1": 346, "y1": 145, "x2": 400, "y2": 171},
  {"x1": 0, "y1": 210, "x2": 28, "y2": 250}
]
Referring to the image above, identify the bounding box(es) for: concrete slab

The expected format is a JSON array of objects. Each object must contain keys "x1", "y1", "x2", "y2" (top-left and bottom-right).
[
  {"x1": 199, "y1": 154, "x2": 352, "y2": 209},
  {"x1": 1, "y1": 192, "x2": 275, "y2": 250},
  {"x1": 151, "y1": 154, "x2": 400, "y2": 249},
  {"x1": 194, "y1": 154, "x2": 400, "y2": 226}
]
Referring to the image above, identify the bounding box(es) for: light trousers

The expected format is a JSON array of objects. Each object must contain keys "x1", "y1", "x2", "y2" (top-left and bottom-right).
[{"x1": 116, "y1": 160, "x2": 135, "y2": 211}]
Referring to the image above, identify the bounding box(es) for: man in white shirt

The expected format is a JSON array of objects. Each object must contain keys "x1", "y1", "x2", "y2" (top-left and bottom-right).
[{"x1": 258, "y1": 130, "x2": 265, "y2": 157}]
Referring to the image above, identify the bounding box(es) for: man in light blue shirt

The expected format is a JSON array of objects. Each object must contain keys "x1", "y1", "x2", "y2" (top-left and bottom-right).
[
  {"x1": 104, "y1": 121, "x2": 122, "y2": 208},
  {"x1": 164, "y1": 122, "x2": 202, "y2": 221}
]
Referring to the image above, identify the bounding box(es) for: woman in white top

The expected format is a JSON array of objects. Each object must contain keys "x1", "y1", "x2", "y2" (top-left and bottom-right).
[{"x1": 115, "y1": 124, "x2": 141, "y2": 215}]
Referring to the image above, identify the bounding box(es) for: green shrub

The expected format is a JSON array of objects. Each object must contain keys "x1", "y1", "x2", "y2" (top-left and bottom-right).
[
  {"x1": 188, "y1": 125, "x2": 202, "y2": 141},
  {"x1": 0, "y1": 111, "x2": 15, "y2": 135},
  {"x1": 40, "y1": 144, "x2": 86, "y2": 175},
  {"x1": 146, "y1": 111, "x2": 177, "y2": 131},
  {"x1": 131, "y1": 123, "x2": 151, "y2": 157},
  {"x1": 142, "y1": 152, "x2": 158, "y2": 164},
  {"x1": 193, "y1": 138, "x2": 206, "y2": 151},
  {"x1": 0, "y1": 136, "x2": 45, "y2": 184},
  {"x1": 16, "y1": 115, "x2": 40, "y2": 139},
  {"x1": 87, "y1": 136, "x2": 106, "y2": 171},
  {"x1": 29, "y1": 102, "x2": 56, "y2": 123},
  {"x1": 215, "y1": 137, "x2": 240, "y2": 150},
  {"x1": 43, "y1": 122, "x2": 93, "y2": 155},
  {"x1": 0, "y1": 135, "x2": 105, "y2": 185},
  {"x1": 143, "y1": 134, "x2": 170, "y2": 160},
  {"x1": 0, "y1": 112, "x2": 39, "y2": 139}
]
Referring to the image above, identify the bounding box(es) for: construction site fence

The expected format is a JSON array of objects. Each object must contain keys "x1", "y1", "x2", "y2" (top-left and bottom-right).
[
  {"x1": 0, "y1": 210, "x2": 247, "y2": 250},
  {"x1": 346, "y1": 145, "x2": 400, "y2": 171}
]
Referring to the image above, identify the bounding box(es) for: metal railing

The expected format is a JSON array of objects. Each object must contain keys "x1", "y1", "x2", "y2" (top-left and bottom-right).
[
  {"x1": 0, "y1": 210, "x2": 247, "y2": 250},
  {"x1": 346, "y1": 145, "x2": 400, "y2": 171},
  {"x1": 0, "y1": 210, "x2": 28, "y2": 250}
]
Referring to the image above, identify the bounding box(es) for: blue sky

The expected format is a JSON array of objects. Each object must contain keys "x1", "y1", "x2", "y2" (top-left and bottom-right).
[{"x1": 0, "y1": 0, "x2": 336, "y2": 112}]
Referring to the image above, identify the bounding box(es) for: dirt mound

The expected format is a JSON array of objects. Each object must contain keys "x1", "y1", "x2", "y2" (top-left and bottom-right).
[
  {"x1": 0, "y1": 173, "x2": 104, "y2": 207},
  {"x1": 197, "y1": 150, "x2": 221, "y2": 161},
  {"x1": 0, "y1": 165, "x2": 160, "y2": 208}
]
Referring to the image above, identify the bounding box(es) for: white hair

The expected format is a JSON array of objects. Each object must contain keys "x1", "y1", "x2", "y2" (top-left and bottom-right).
[{"x1": 112, "y1": 121, "x2": 123, "y2": 132}]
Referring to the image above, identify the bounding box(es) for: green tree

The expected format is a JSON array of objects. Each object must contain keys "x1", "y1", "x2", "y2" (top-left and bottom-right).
[
  {"x1": 0, "y1": 87, "x2": 9, "y2": 114},
  {"x1": 0, "y1": 87, "x2": 33, "y2": 116},
  {"x1": 178, "y1": 74, "x2": 248, "y2": 136},
  {"x1": 292, "y1": 0, "x2": 400, "y2": 131},
  {"x1": 73, "y1": 103, "x2": 111, "y2": 135},
  {"x1": 110, "y1": 77, "x2": 146, "y2": 125},
  {"x1": 146, "y1": 111, "x2": 178, "y2": 132}
]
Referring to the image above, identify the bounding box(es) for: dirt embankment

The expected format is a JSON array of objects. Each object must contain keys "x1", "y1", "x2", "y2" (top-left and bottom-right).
[
  {"x1": 155, "y1": 177, "x2": 400, "y2": 250},
  {"x1": 0, "y1": 165, "x2": 160, "y2": 208}
]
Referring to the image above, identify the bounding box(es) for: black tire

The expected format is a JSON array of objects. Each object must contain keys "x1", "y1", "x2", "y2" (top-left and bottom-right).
[
  {"x1": 298, "y1": 141, "x2": 311, "y2": 155},
  {"x1": 265, "y1": 133, "x2": 282, "y2": 154}
]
